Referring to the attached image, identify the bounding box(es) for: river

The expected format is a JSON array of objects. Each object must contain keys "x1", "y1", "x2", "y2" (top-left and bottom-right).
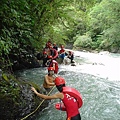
[{"x1": 16, "y1": 50, "x2": 120, "y2": 120}]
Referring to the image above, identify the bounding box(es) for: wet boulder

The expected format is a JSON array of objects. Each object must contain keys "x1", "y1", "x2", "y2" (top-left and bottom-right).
[{"x1": 0, "y1": 74, "x2": 49, "y2": 120}]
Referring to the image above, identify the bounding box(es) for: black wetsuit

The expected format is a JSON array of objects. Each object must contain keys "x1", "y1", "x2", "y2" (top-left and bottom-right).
[{"x1": 70, "y1": 114, "x2": 81, "y2": 120}]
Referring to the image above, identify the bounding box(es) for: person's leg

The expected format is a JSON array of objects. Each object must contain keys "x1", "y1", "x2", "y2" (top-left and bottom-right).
[
  {"x1": 59, "y1": 54, "x2": 65, "y2": 63},
  {"x1": 71, "y1": 55, "x2": 74, "y2": 63},
  {"x1": 60, "y1": 53, "x2": 65, "y2": 59}
]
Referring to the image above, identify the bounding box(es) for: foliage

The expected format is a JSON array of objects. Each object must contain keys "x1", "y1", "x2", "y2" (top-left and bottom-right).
[
  {"x1": 86, "y1": 0, "x2": 120, "y2": 51},
  {"x1": 0, "y1": 74, "x2": 20, "y2": 102},
  {"x1": 73, "y1": 35, "x2": 92, "y2": 48},
  {"x1": 1, "y1": 0, "x2": 120, "y2": 72},
  {"x1": 71, "y1": 0, "x2": 120, "y2": 52},
  {"x1": 0, "y1": 0, "x2": 99, "y2": 71}
]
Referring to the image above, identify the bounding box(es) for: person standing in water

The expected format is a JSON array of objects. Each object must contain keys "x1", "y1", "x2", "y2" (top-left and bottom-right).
[
  {"x1": 43, "y1": 67, "x2": 55, "y2": 92},
  {"x1": 46, "y1": 55, "x2": 59, "y2": 74},
  {"x1": 42, "y1": 51, "x2": 48, "y2": 67},
  {"x1": 31, "y1": 76, "x2": 82, "y2": 120}
]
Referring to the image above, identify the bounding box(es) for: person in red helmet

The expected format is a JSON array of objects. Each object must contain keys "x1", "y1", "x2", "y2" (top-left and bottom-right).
[
  {"x1": 42, "y1": 67, "x2": 55, "y2": 92},
  {"x1": 31, "y1": 76, "x2": 82, "y2": 120},
  {"x1": 42, "y1": 51, "x2": 49, "y2": 67},
  {"x1": 46, "y1": 55, "x2": 59, "y2": 74},
  {"x1": 67, "y1": 51, "x2": 74, "y2": 63}
]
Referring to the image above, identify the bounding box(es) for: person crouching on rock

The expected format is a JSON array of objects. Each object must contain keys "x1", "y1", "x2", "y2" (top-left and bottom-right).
[
  {"x1": 31, "y1": 76, "x2": 82, "y2": 120},
  {"x1": 67, "y1": 51, "x2": 74, "y2": 63}
]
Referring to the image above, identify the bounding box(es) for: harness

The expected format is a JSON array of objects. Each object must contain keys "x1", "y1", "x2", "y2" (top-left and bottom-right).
[{"x1": 55, "y1": 87, "x2": 83, "y2": 111}]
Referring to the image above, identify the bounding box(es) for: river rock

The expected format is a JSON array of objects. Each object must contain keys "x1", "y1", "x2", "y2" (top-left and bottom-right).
[{"x1": 0, "y1": 75, "x2": 49, "y2": 120}]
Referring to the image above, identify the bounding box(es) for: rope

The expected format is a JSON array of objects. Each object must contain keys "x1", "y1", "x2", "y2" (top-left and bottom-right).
[{"x1": 21, "y1": 86, "x2": 56, "y2": 120}]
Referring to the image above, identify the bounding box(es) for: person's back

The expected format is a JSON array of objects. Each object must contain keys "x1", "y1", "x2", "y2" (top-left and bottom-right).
[
  {"x1": 55, "y1": 77, "x2": 81, "y2": 120},
  {"x1": 62, "y1": 93, "x2": 79, "y2": 119}
]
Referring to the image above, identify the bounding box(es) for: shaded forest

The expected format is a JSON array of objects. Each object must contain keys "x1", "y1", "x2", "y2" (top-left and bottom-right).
[{"x1": 0, "y1": 1, "x2": 120, "y2": 119}]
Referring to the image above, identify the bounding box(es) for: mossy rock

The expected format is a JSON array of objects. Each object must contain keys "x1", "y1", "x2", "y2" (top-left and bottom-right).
[
  {"x1": 0, "y1": 73, "x2": 49, "y2": 120},
  {"x1": 2, "y1": 73, "x2": 9, "y2": 82}
]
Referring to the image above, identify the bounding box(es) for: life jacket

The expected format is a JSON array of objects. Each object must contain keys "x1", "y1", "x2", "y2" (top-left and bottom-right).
[
  {"x1": 49, "y1": 60, "x2": 58, "y2": 74},
  {"x1": 59, "y1": 49, "x2": 65, "y2": 54},
  {"x1": 55, "y1": 87, "x2": 83, "y2": 111}
]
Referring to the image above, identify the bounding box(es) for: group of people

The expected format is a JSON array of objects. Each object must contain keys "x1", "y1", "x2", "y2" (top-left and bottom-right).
[
  {"x1": 41, "y1": 40, "x2": 75, "y2": 68},
  {"x1": 31, "y1": 41, "x2": 82, "y2": 120}
]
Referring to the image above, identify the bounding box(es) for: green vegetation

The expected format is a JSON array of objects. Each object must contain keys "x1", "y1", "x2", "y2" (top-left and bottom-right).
[
  {"x1": 0, "y1": 0, "x2": 119, "y2": 70},
  {"x1": 73, "y1": 0, "x2": 120, "y2": 52},
  {"x1": 0, "y1": 0, "x2": 100, "y2": 71},
  {"x1": 1, "y1": 0, "x2": 119, "y2": 71},
  {"x1": 0, "y1": 74, "x2": 20, "y2": 102},
  {"x1": 0, "y1": 73, "x2": 21, "y2": 119}
]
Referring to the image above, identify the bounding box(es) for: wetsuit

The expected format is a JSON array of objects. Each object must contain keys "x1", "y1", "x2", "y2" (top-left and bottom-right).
[
  {"x1": 68, "y1": 52, "x2": 74, "y2": 63},
  {"x1": 62, "y1": 93, "x2": 81, "y2": 120},
  {"x1": 53, "y1": 46, "x2": 58, "y2": 51}
]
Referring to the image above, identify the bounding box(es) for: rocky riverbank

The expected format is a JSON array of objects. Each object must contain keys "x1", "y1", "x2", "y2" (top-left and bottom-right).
[{"x1": 0, "y1": 73, "x2": 49, "y2": 120}]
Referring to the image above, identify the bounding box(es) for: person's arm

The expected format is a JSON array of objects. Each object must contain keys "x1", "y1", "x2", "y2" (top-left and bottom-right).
[
  {"x1": 45, "y1": 75, "x2": 55, "y2": 86},
  {"x1": 45, "y1": 60, "x2": 50, "y2": 67},
  {"x1": 31, "y1": 87, "x2": 63, "y2": 100}
]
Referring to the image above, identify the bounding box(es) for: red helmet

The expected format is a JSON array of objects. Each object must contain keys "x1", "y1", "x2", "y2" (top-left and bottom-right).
[
  {"x1": 48, "y1": 56, "x2": 52, "y2": 59},
  {"x1": 69, "y1": 51, "x2": 72, "y2": 54},
  {"x1": 54, "y1": 76, "x2": 65, "y2": 86},
  {"x1": 48, "y1": 67, "x2": 54, "y2": 71},
  {"x1": 43, "y1": 51, "x2": 47, "y2": 54}
]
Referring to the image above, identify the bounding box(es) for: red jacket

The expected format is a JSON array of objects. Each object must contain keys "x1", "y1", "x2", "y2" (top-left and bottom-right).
[{"x1": 62, "y1": 93, "x2": 79, "y2": 118}]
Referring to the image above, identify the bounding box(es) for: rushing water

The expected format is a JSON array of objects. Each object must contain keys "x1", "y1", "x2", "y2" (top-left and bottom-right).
[{"x1": 16, "y1": 51, "x2": 120, "y2": 120}]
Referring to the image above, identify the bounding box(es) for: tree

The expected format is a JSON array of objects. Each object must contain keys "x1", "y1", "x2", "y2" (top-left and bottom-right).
[{"x1": 87, "y1": 0, "x2": 120, "y2": 51}]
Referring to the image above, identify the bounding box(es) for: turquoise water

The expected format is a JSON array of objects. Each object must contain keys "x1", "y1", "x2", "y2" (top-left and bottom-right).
[{"x1": 16, "y1": 51, "x2": 120, "y2": 120}]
